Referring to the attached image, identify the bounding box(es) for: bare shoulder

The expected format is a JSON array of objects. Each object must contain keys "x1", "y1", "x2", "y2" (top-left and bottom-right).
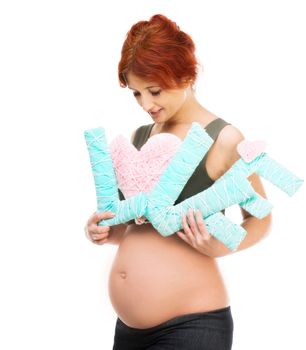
[
  {"x1": 205, "y1": 120, "x2": 270, "y2": 220},
  {"x1": 215, "y1": 124, "x2": 245, "y2": 167},
  {"x1": 214, "y1": 123, "x2": 270, "y2": 219},
  {"x1": 217, "y1": 124, "x2": 245, "y2": 148},
  {"x1": 205, "y1": 123, "x2": 245, "y2": 181}
]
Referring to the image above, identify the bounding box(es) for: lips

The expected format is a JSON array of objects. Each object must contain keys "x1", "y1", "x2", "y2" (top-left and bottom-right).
[{"x1": 150, "y1": 108, "x2": 163, "y2": 117}]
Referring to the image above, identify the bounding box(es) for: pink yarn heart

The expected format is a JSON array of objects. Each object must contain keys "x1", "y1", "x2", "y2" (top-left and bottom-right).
[
  {"x1": 109, "y1": 133, "x2": 182, "y2": 198},
  {"x1": 237, "y1": 140, "x2": 266, "y2": 162}
]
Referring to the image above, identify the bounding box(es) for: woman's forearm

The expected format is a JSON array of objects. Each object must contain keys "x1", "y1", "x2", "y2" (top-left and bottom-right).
[
  {"x1": 206, "y1": 213, "x2": 273, "y2": 257},
  {"x1": 236, "y1": 213, "x2": 273, "y2": 252}
]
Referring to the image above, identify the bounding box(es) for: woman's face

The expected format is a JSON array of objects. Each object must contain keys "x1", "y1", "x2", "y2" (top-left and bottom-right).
[{"x1": 126, "y1": 72, "x2": 188, "y2": 124}]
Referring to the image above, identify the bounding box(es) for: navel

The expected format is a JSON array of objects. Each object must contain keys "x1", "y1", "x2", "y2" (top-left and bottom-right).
[{"x1": 119, "y1": 271, "x2": 127, "y2": 279}]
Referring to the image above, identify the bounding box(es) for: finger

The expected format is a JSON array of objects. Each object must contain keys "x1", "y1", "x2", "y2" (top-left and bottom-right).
[
  {"x1": 98, "y1": 225, "x2": 111, "y2": 234},
  {"x1": 92, "y1": 212, "x2": 116, "y2": 227},
  {"x1": 182, "y1": 213, "x2": 191, "y2": 233},
  {"x1": 87, "y1": 221, "x2": 110, "y2": 239},
  {"x1": 92, "y1": 232, "x2": 109, "y2": 241},
  {"x1": 96, "y1": 211, "x2": 116, "y2": 222},
  {"x1": 176, "y1": 231, "x2": 190, "y2": 244},
  {"x1": 87, "y1": 211, "x2": 100, "y2": 225},
  {"x1": 195, "y1": 209, "x2": 211, "y2": 240},
  {"x1": 189, "y1": 208, "x2": 204, "y2": 243},
  {"x1": 95, "y1": 237, "x2": 109, "y2": 245},
  {"x1": 187, "y1": 208, "x2": 198, "y2": 233},
  {"x1": 182, "y1": 213, "x2": 195, "y2": 243}
]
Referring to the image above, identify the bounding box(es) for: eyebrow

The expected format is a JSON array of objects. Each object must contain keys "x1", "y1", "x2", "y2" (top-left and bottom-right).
[{"x1": 128, "y1": 85, "x2": 160, "y2": 91}]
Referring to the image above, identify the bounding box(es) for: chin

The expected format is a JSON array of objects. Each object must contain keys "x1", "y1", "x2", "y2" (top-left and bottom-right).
[{"x1": 151, "y1": 116, "x2": 163, "y2": 123}]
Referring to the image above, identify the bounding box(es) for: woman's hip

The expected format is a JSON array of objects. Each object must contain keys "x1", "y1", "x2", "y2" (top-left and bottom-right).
[{"x1": 112, "y1": 306, "x2": 234, "y2": 350}]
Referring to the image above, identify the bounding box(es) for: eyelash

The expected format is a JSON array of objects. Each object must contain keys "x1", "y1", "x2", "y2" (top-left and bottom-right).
[{"x1": 133, "y1": 90, "x2": 161, "y2": 97}]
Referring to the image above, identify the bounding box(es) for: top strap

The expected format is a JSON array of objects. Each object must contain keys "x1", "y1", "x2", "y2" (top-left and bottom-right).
[
  {"x1": 132, "y1": 124, "x2": 154, "y2": 149},
  {"x1": 133, "y1": 117, "x2": 231, "y2": 148},
  {"x1": 205, "y1": 118, "x2": 231, "y2": 140}
]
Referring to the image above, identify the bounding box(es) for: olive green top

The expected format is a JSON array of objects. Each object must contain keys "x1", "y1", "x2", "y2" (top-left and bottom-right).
[{"x1": 118, "y1": 117, "x2": 231, "y2": 213}]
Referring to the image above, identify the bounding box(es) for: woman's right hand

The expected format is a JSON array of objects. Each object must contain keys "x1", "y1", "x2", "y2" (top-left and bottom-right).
[{"x1": 84, "y1": 211, "x2": 115, "y2": 245}]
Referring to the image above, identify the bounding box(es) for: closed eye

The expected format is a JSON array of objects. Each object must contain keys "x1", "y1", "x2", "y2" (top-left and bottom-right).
[{"x1": 133, "y1": 90, "x2": 161, "y2": 97}]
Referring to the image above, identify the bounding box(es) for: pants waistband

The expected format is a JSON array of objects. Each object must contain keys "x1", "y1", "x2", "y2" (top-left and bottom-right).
[{"x1": 117, "y1": 306, "x2": 232, "y2": 333}]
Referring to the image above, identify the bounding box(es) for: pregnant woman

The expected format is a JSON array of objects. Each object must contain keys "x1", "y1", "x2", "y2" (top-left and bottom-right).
[{"x1": 84, "y1": 14, "x2": 272, "y2": 350}]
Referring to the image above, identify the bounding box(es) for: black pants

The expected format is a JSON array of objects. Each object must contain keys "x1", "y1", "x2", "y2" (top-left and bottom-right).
[{"x1": 112, "y1": 306, "x2": 234, "y2": 349}]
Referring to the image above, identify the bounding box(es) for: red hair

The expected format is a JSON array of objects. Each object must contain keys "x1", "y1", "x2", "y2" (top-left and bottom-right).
[{"x1": 118, "y1": 14, "x2": 200, "y2": 90}]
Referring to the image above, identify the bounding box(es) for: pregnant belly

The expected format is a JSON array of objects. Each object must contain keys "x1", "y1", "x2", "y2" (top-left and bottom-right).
[{"x1": 108, "y1": 223, "x2": 229, "y2": 329}]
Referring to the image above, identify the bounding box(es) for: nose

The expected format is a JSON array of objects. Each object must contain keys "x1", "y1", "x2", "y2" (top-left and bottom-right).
[{"x1": 140, "y1": 95, "x2": 154, "y2": 112}]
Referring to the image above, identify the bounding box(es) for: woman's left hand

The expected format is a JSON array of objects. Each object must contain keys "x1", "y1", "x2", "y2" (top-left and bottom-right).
[{"x1": 176, "y1": 208, "x2": 231, "y2": 258}]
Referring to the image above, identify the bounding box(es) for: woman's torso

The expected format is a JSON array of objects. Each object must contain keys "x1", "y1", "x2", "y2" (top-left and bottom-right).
[{"x1": 108, "y1": 115, "x2": 231, "y2": 329}]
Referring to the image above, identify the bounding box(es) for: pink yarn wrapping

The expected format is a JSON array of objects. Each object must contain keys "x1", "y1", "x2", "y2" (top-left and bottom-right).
[
  {"x1": 237, "y1": 140, "x2": 266, "y2": 163},
  {"x1": 109, "y1": 133, "x2": 182, "y2": 198}
]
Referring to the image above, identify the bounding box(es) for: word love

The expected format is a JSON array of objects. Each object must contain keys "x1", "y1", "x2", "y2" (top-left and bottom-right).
[{"x1": 84, "y1": 123, "x2": 303, "y2": 251}]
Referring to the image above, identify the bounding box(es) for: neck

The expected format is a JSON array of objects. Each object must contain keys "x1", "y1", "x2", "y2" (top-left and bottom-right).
[{"x1": 163, "y1": 91, "x2": 211, "y2": 129}]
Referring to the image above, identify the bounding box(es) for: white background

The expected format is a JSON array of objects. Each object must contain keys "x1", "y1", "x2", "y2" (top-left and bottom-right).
[{"x1": 1, "y1": 1, "x2": 305, "y2": 349}]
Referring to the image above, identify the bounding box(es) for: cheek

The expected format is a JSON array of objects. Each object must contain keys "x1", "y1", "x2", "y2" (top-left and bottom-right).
[
  {"x1": 167, "y1": 98, "x2": 183, "y2": 113},
  {"x1": 161, "y1": 96, "x2": 175, "y2": 109},
  {"x1": 157, "y1": 93, "x2": 183, "y2": 114},
  {"x1": 134, "y1": 97, "x2": 141, "y2": 106}
]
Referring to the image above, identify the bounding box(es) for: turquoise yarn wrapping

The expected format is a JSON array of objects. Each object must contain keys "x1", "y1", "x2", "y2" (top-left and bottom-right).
[{"x1": 84, "y1": 122, "x2": 303, "y2": 251}]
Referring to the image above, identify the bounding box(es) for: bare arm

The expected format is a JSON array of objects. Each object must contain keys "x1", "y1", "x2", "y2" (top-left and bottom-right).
[
  {"x1": 204, "y1": 173, "x2": 273, "y2": 257},
  {"x1": 177, "y1": 125, "x2": 273, "y2": 257},
  {"x1": 204, "y1": 126, "x2": 273, "y2": 256},
  {"x1": 235, "y1": 173, "x2": 273, "y2": 252}
]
